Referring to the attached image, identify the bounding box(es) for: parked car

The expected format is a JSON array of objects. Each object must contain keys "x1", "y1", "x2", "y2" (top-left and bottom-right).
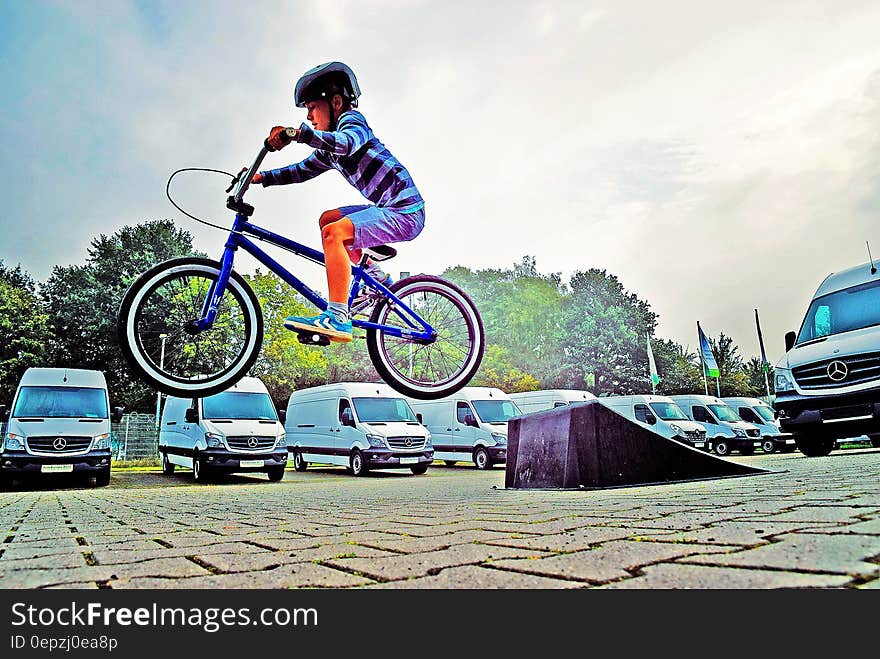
[
  {"x1": 408, "y1": 387, "x2": 519, "y2": 469},
  {"x1": 159, "y1": 377, "x2": 288, "y2": 482},
  {"x1": 600, "y1": 394, "x2": 709, "y2": 451},
  {"x1": 0, "y1": 368, "x2": 122, "y2": 487},
  {"x1": 669, "y1": 395, "x2": 762, "y2": 456},
  {"x1": 286, "y1": 382, "x2": 433, "y2": 476},
  {"x1": 723, "y1": 397, "x2": 796, "y2": 453},
  {"x1": 774, "y1": 261, "x2": 880, "y2": 456}
]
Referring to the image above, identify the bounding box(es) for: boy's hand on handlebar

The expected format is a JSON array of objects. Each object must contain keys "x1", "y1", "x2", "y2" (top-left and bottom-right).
[
  {"x1": 251, "y1": 172, "x2": 264, "y2": 185},
  {"x1": 266, "y1": 125, "x2": 293, "y2": 151}
]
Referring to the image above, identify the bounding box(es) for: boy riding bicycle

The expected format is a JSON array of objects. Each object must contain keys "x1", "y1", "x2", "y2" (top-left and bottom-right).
[{"x1": 253, "y1": 61, "x2": 425, "y2": 343}]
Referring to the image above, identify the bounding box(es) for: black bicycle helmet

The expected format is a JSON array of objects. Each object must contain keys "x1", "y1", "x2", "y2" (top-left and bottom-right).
[{"x1": 294, "y1": 61, "x2": 361, "y2": 108}]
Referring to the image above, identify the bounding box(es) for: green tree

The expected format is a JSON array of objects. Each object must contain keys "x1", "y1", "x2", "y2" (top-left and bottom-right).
[
  {"x1": 41, "y1": 220, "x2": 200, "y2": 410},
  {"x1": 652, "y1": 339, "x2": 704, "y2": 395},
  {"x1": 0, "y1": 262, "x2": 52, "y2": 402},
  {"x1": 470, "y1": 344, "x2": 540, "y2": 392}
]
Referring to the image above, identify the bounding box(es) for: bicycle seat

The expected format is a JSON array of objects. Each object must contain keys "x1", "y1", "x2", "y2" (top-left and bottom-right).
[{"x1": 361, "y1": 244, "x2": 397, "y2": 262}]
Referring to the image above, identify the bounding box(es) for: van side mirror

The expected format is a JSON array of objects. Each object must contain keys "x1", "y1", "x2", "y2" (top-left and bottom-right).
[
  {"x1": 416, "y1": 413, "x2": 423, "y2": 424},
  {"x1": 112, "y1": 407, "x2": 124, "y2": 423},
  {"x1": 185, "y1": 407, "x2": 199, "y2": 424},
  {"x1": 341, "y1": 408, "x2": 356, "y2": 427},
  {"x1": 784, "y1": 331, "x2": 796, "y2": 352},
  {"x1": 465, "y1": 413, "x2": 479, "y2": 428},
  {"x1": 0, "y1": 405, "x2": 7, "y2": 421},
  {"x1": 278, "y1": 409, "x2": 286, "y2": 425}
]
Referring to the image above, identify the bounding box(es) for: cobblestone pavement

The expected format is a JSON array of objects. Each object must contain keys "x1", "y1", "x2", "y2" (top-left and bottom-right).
[{"x1": 1, "y1": 449, "x2": 878, "y2": 589}]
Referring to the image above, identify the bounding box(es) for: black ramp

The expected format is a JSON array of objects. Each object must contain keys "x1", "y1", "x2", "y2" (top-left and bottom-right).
[{"x1": 505, "y1": 400, "x2": 767, "y2": 490}]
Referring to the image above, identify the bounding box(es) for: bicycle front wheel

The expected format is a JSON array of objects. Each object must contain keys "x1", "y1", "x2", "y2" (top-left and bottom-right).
[
  {"x1": 366, "y1": 275, "x2": 484, "y2": 399},
  {"x1": 117, "y1": 257, "x2": 263, "y2": 397}
]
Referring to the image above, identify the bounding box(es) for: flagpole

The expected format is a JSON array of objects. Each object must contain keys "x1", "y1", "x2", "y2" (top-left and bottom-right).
[{"x1": 698, "y1": 322, "x2": 708, "y2": 395}]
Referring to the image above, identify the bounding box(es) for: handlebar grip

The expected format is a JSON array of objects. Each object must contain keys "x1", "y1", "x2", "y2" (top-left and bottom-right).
[{"x1": 285, "y1": 127, "x2": 298, "y2": 140}]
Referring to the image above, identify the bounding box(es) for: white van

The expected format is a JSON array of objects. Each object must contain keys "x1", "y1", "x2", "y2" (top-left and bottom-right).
[
  {"x1": 286, "y1": 382, "x2": 433, "y2": 477},
  {"x1": 723, "y1": 397, "x2": 795, "y2": 454},
  {"x1": 408, "y1": 387, "x2": 520, "y2": 470},
  {"x1": 159, "y1": 377, "x2": 288, "y2": 482},
  {"x1": 774, "y1": 261, "x2": 880, "y2": 456},
  {"x1": 0, "y1": 368, "x2": 123, "y2": 487},
  {"x1": 509, "y1": 389, "x2": 596, "y2": 414},
  {"x1": 669, "y1": 395, "x2": 763, "y2": 456},
  {"x1": 599, "y1": 395, "x2": 709, "y2": 451}
]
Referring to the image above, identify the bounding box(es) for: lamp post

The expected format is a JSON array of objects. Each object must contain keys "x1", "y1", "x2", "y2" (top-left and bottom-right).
[{"x1": 155, "y1": 334, "x2": 167, "y2": 430}]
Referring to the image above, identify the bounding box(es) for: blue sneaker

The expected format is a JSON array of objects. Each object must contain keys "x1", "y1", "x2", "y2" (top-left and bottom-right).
[{"x1": 284, "y1": 310, "x2": 352, "y2": 343}]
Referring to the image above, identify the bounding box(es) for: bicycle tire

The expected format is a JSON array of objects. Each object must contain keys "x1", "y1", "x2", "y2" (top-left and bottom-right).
[
  {"x1": 117, "y1": 257, "x2": 263, "y2": 397},
  {"x1": 366, "y1": 275, "x2": 484, "y2": 399}
]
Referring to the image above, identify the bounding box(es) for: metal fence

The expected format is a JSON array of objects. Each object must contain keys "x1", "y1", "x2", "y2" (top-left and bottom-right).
[{"x1": 111, "y1": 413, "x2": 159, "y2": 461}]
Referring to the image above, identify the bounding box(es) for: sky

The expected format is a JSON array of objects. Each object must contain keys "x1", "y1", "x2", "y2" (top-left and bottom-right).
[{"x1": 2, "y1": 0, "x2": 880, "y2": 368}]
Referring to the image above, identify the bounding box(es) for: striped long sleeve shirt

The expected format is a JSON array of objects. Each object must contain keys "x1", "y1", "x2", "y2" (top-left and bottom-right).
[{"x1": 259, "y1": 110, "x2": 424, "y2": 213}]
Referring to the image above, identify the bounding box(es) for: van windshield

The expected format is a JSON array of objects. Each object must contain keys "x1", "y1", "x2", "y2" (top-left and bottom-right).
[
  {"x1": 353, "y1": 398, "x2": 417, "y2": 423},
  {"x1": 202, "y1": 392, "x2": 277, "y2": 420},
  {"x1": 708, "y1": 404, "x2": 740, "y2": 423},
  {"x1": 797, "y1": 278, "x2": 880, "y2": 344},
  {"x1": 649, "y1": 402, "x2": 688, "y2": 421},
  {"x1": 472, "y1": 400, "x2": 522, "y2": 423},
  {"x1": 13, "y1": 386, "x2": 107, "y2": 419},
  {"x1": 754, "y1": 405, "x2": 776, "y2": 422}
]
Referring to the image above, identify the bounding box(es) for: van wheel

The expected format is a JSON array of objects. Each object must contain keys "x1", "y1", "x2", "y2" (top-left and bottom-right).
[
  {"x1": 293, "y1": 451, "x2": 308, "y2": 472},
  {"x1": 713, "y1": 440, "x2": 730, "y2": 456},
  {"x1": 410, "y1": 464, "x2": 428, "y2": 475},
  {"x1": 266, "y1": 467, "x2": 285, "y2": 482},
  {"x1": 795, "y1": 434, "x2": 835, "y2": 457},
  {"x1": 94, "y1": 468, "x2": 111, "y2": 487},
  {"x1": 761, "y1": 440, "x2": 776, "y2": 454},
  {"x1": 161, "y1": 452, "x2": 175, "y2": 475},
  {"x1": 473, "y1": 447, "x2": 491, "y2": 470},
  {"x1": 444, "y1": 460, "x2": 457, "y2": 466},
  {"x1": 350, "y1": 450, "x2": 369, "y2": 477},
  {"x1": 193, "y1": 455, "x2": 210, "y2": 483}
]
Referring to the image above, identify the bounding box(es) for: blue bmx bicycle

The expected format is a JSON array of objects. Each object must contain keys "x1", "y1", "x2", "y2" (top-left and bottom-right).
[{"x1": 117, "y1": 132, "x2": 485, "y2": 399}]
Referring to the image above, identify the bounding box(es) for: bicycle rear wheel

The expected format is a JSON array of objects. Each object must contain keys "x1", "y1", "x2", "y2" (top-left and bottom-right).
[
  {"x1": 366, "y1": 275, "x2": 484, "y2": 399},
  {"x1": 117, "y1": 257, "x2": 263, "y2": 397}
]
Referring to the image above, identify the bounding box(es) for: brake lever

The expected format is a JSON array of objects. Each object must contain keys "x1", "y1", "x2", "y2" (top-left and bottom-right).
[{"x1": 225, "y1": 167, "x2": 248, "y2": 193}]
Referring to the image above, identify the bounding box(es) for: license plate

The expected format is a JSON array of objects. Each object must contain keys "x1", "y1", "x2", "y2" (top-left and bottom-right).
[
  {"x1": 786, "y1": 439, "x2": 795, "y2": 444},
  {"x1": 239, "y1": 460, "x2": 265, "y2": 468},
  {"x1": 753, "y1": 442, "x2": 762, "y2": 447},
  {"x1": 694, "y1": 442, "x2": 705, "y2": 448},
  {"x1": 399, "y1": 457, "x2": 419, "y2": 464},
  {"x1": 41, "y1": 464, "x2": 74, "y2": 473}
]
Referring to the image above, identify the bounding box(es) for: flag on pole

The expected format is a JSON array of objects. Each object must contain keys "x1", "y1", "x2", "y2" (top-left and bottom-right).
[
  {"x1": 698, "y1": 322, "x2": 720, "y2": 378},
  {"x1": 647, "y1": 334, "x2": 660, "y2": 389},
  {"x1": 755, "y1": 309, "x2": 769, "y2": 373}
]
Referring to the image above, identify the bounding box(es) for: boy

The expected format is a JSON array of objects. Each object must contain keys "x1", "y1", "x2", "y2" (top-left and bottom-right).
[{"x1": 253, "y1": 61, "x2": 425, "y2": 343}]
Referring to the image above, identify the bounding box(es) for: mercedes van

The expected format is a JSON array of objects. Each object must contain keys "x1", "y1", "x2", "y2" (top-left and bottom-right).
[
  {"x1": 509, "y1": 389, "x2": 596, "y2": 414},
  {"x1": 669, "y1": 395, "x2": 762, "y2": 456},
  {"x1": 723, "y1": 397, "x2": 795, "y2": 453},
  {"x1": 600, "y1": 394, "x2": 709, "y2": 450},
  {"x1": 0, "y1": 368, "x2": 122, "y2": 487},
  {"x1": 773, "y1": 261, "x2": 880, "y2": 456},
  {"x1": 159, "y1": 377, "x2": 288, "y2": 482},
  {"x1": 407, "y1": 387, "x2": 520, "y2": 469},
  {"x1": 285, "y1": 382, "x2": 433, "y2": 477}
]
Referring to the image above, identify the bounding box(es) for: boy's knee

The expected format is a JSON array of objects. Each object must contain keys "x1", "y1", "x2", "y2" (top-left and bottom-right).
[
  {"x1": 319, "y1": 209, "x2": 343, "y2": 228},
  {"x1": 321, "y1": 222, "x2": 346, "y2": 244}
]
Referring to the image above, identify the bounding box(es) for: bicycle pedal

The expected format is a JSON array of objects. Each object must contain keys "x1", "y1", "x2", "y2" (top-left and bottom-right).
[{"x1": 295, "y1": 331, "x2": 331, "y2": 347}]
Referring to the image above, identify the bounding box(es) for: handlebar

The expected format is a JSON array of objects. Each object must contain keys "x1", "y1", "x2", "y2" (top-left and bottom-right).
[{"x1": 232, "y1": 127, "x2": 297, "y2": 202}]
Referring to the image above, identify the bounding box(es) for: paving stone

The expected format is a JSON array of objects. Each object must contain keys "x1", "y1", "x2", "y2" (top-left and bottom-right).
[
  {"x1": 602, "y1": 564, "x2": 852, "y2": 589},
  {"x1": 0, "y1": 558, "x2": 209, "y2": 587},
  {"x1": 493, "y1": 540, "x2": 740, "y2": 583},
  {"x1": 90, "y1": 542, "x2": 269, "y2": 564},
  {"x1": 734, "y1": 506, "x2": 869, "y2": 524},
  {"x1": 195, "y1": 544, "x2": 396, "y2": 573},
  {"x1": 360, "y1": 529, "x2": 519, "y2": 553},
  {"x1": 0, "y1": 552, "x2": 89, "y2": 570},
  {"x1": 324, "y1": 544, "x2": 544, "y2": 581},
  {"x1": 634, "y1": 521, "x2": 842, "y2": 546},
  {"x1": 678, "y1": 533, "x2": 880, "y2": 575},
  {"x1": 482, "y1": 526, "x2": 648, "y2": 552},
  {"x1": 111, "y1": 563, "x2": 373, "y2": 589},
  {"x1": 366, "y1": 565, "x2": 585, "y2": 589}
]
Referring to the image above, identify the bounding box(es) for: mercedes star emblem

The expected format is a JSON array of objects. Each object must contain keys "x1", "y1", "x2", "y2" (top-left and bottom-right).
[
  {"x1": 247, "y1": 436, "x2": 259, "y2": 448},
  {"x1": 827, "y1": 360, "x2": 848, "y2": 382},
  {"x1": 405, "y1": 437, "x2": 413, "y2": 447},
  {"x1": 53, "y1": 437, "x2": 67, "y2": 451}
]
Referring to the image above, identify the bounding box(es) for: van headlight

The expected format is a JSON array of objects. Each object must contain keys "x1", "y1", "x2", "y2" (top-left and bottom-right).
[
  {"x1": 204, "y1": 432, "x2": 224, "y2": 448},
  {"x1": 733, "y1": 428, "x2": 747, "y2": 438},
  {"x1": 93, "y1": 433, "x2": 111, "y2": 450},
  {"x1": 669, "y1": 424, "x2": 682, "y2": 436},
  {"x1": 425, "y1": 433, "x2": 432, "y2": 446},
  {"x1": 491, "y1": 432, "x2": 507, "y2": 445},
  {"x1": 3, "y1": 433, "x2": 24, "y2": 450},
  {"x1": 775, "y1": 368, "x2": 794, "y2": 392},
  {"x1": 276, "y1": 433, "x2": 287, "y2": 448},
  {"x1": 366, "y1": 434, "x2": 385, "y2": 448}
]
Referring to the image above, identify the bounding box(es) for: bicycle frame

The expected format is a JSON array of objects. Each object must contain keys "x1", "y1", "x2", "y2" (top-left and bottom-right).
[{"x1": 193, "y1": 146, "x2": 436, "y2": 343}]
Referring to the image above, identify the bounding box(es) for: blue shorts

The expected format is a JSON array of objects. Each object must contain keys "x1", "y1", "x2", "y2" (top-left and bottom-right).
[{"x1": 338, "y1": 204, "x2": 425, "y2": 250}]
